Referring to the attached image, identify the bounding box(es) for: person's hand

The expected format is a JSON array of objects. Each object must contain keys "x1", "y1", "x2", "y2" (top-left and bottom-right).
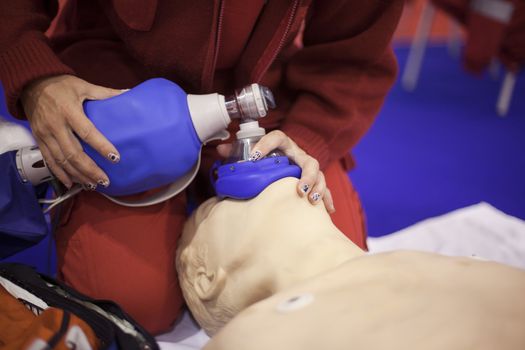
[
  {"x1": 21, "y1": 74, "x2": 125, "y2": 189},
  {"x1": 217, "y1": 130, "x2": 335, "y2": 213}
]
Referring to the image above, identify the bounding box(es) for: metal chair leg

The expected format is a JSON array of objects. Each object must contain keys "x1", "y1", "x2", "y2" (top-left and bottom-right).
[
  {"x1": 496, "y1": 71, "x2": 516, "y2": 117},
  {"x1": 402, "y1": 1, "x2": 436, "y2": 91}
]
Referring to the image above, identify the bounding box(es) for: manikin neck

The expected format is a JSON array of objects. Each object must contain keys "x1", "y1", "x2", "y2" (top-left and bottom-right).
[
  {"x1": 234, "y1": 224, "x2": 366, "y2": 299},
  {"x1": 272, "y1": 227, "x2": 365, "y2": 293}
]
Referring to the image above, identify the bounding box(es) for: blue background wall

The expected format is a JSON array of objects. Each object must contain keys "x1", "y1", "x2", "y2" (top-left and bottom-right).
[{"x1": 351, "y1": 45, "x2": 525, "y2": 237}]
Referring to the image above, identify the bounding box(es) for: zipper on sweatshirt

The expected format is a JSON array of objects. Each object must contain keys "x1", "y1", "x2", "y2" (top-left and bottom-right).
[
  {"x1": 254, "y1": 0, "x2": 299, "y2": 82},
  {"x1": 202, "y1": 0, "x2": 225, "y2": 92},
  {"x1": 211, "y1": 0, "x2": 225, "y2": 78}
]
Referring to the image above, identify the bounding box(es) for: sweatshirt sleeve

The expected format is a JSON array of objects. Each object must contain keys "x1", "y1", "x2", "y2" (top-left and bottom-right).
[
  {"x1": 0, "y1": 1, "x2": 74, "y2": 119},
  {"x1": 280, "y1": 0, "x2": 403, "y2": 170}
]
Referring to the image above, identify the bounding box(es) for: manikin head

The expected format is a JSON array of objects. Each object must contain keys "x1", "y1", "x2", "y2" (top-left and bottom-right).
[
  {"x1": 176, "y1": 178, "x2": 525, "y2": 348},
  {"x1": 175, "y1": 177, "x2": 363, "y2": 335}
]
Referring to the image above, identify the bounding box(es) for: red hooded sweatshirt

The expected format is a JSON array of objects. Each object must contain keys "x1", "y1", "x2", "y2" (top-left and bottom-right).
[
  {"x1": 0, "y1": 1, "x2": 403, "y2": 334},
  {"x1": 0, "y1": 0, "x2": 403, "y2": 172}
]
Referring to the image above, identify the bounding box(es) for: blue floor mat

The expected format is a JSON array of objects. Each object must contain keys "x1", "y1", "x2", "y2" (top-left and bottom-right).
[{"x1": 350, "y1": 44, "x2": 525, "y2": 237}]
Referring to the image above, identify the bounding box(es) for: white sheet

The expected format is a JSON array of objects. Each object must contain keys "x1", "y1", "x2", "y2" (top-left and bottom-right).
[
  {"x1": 367, "y1": 202, "x2": 525, "y2": 270},
  {"x1": 156, "y1": 311, "x2": 210, "y2": 350},
  {"x1": 156, "y1": 202, "x2": 525, "y2": 349}
]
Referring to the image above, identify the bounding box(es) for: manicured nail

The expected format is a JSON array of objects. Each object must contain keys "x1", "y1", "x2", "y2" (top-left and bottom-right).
[
  {"x1": 83, "y1": 183, "x2": 97, "y2": 191},
  {"x1": 249, "y1": 150, "x2": 262, "y2": 162},
  {"x1": 108, "y1": 152, "x2": 120, "y2": 163},
  {"x1": 98, "y1": 179, "x2": 110, "y2": 187},
  {"x1": 300, "y1": 183, "x2": 310, "y2": 194},
  {"x1": 311, "y1": 192, "x2": 321, "y2": 202}
]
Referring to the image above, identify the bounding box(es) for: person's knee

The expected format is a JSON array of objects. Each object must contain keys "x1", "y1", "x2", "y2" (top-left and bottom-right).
[
  {"x1": 55, "y1": 193, "x2": 187, "y2": 334},
  {"x1": 114, "y1": 277, "x2": 184, "y2": 335}
]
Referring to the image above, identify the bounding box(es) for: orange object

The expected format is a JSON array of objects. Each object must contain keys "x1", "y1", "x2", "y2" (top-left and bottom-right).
[{"x1": 0, "y1": 286, "x2": 99, "y2": 350}]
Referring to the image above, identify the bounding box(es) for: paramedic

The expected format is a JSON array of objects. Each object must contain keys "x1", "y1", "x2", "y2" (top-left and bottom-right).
[{"x1": 0, "y1": 0, "x2": 403, "y2": 334}]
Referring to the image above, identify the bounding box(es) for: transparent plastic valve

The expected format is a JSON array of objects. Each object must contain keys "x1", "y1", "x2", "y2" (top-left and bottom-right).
[
  {"x1": 223, "y1": 84, "x2": 280, "y2": 164},
  {"x1": 225, "y1": 84, "x2": 276, "y2": 122}
]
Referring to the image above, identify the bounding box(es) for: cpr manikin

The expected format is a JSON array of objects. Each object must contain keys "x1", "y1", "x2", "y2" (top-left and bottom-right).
[{"x1": 176, "y1": 178, "x2": 525, "y2": 349}]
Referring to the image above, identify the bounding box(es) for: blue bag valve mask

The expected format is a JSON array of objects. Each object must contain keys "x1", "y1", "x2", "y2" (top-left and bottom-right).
[
  {"x1": 11, "y1": 79, "x2": 275, "y2": 210},
  {"x1": 212, "y1": 87, "x2": 301, "y2": 200}
]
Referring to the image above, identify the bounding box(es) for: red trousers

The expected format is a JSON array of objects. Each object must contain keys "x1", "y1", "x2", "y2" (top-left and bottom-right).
[{"x1": 55, "y1": 160, "x2": 366, "y2": 335}]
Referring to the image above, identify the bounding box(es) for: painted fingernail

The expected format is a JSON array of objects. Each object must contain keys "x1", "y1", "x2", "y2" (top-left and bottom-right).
[
  {"x1": 311, "y1": 192, "x2": 321, "y2": 202},
  {"x1": 83, "y1": 183, "x2": 97, "y2": 191},
  {"x1": 98, "y1": 179, "x2": 110, "y2": 187},
  {"x1": 300, "y1": 183, "x2": 310, "y2": 194},
  {"x1": 249, "y1": 150, "x2": 262, "y2": 162},
  {"x1": 108, "y1": 152, "x2": 120, "y2": 163}
]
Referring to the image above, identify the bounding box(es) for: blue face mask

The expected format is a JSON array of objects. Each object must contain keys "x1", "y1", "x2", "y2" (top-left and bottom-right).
[
  {"x1": 0, "y1": 151, "x2": 48, "y2": 258},
  {"x1": 213, "y1": 155, "x2": 301, "y2": 200},
  {"x1": 211, "y1": 123, "x2": 301, "y2": 200}
]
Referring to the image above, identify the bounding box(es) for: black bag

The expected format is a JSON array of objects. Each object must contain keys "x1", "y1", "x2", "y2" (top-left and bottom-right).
[{"x1": 0, "y1": 263, "x2": 159, "y2": 350}]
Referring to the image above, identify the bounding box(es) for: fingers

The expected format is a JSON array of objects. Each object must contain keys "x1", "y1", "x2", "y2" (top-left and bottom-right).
[
  {"x1": 249, "y1": 130, "x2": 335, "y2": 213},
  {"x1": 216, "y1": 143, "x2": 232, "y2": 158},
  {"x1": 73, "y1": 83, "x2": 122, "y2": 163},
  {"x1": 30, "y1": 99, "x2": 112, "y2": 187},
  {"x1": 323, "y1": 188, "x2": 336, "y2": 214},
  {"x1": 43, "y1": 136, "x2": 91, "y2": 186},
  {"x1": 39, "y1": 124, "x2": 108, "y2": 188},
  {"x1": 291, "y1": 150, "x2": 319, "y2": 199},
  {"x1": 84, "y1": 83, "x2": 125, "y2": 100},
  {"x1": 54, "y1": 125, "x2": 111, "y2": 187},
  {"x1": 22, "y1": 75, "x2": 121, "y2": 188},
  {"x1": 37, "y1": 139, "x2": 73, "y2": 188},
  {"x1": 304, "y1": 169, "x2": 334, "y2": 213},
  {"x1": 249, "y1": 130, "x2": 293, "y2": 160},
  {"x1": 69, "y1": 108, "x2": 120, "y2": 164}
]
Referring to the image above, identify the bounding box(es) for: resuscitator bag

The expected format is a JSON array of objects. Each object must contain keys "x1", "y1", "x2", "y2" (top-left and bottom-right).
[{"x1": 82, "y1": 78, "x2": 202, "y2": 197}]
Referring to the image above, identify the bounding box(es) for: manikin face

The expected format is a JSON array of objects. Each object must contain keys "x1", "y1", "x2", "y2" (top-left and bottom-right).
[{"x1": 176, "y1": 177, "x2": 363, "y2": 335}]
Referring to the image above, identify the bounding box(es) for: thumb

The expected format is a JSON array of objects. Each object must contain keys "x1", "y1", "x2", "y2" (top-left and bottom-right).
[
  {"x1": 85, "y1": 84, "x2": 127, "y2": 100},
  {"x1": 216, "y1": 143, "x2": 232, "y2": 158}
]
